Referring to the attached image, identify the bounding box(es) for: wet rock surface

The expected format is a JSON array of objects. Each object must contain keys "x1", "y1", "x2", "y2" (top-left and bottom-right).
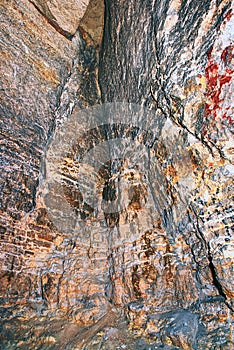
[{"x1": 0, "y1": 0, "x2": 233, "y2": 349}]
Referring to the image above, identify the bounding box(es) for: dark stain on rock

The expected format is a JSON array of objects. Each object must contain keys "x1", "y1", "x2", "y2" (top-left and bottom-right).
[
  {"x1": 132, "y1": 265, "x2": 141, "y2": 298},
  {"x1": 221, "y1": 45, "x2": 233, "y2": 65}
]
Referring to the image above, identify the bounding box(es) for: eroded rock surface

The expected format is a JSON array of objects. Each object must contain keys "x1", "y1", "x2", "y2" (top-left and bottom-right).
[
  {"x1": 0, "y1": 0, "x2": 233, "y2": 349},
  {"x1": 29, "y1": 0, "x2": 89, "y2": 37}
]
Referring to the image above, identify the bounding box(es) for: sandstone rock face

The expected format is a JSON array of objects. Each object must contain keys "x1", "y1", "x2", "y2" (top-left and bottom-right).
[
  {"x1": 29, "y1": 0, "x2": 89, "y2": 37},
  {"x1": 79, "y1": 0, "x2": 105, "y2": 45},
  {"x1": 0, "y1": 0, "x2": 233, "y2": 349}
]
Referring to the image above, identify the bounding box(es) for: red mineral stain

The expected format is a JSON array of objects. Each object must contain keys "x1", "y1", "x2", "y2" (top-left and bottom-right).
[
  {"x1": 203, "y1": 45, "x2": 233, "y2": 134},
  {"x1": 222, "y1": 113, "x2": 233, "y2": 125},
  {"x1": 221, "y1": 45, "x2": 233, "y2": 65},
  {"x1": 219, "y1": 75, "x2": 232, "y2": 86},
  {"x1": 207, "y1": 46, "x2": 213, "y2": 60},
  {"x1": 205, "y1": 55, "x2": 233, "y2": 116},
  {"x1": 218, "y1": 9, "x2": 232, "y2": 31},
  {"x1": 224, "y1": 9, "x2": 232, "y2": 21}
]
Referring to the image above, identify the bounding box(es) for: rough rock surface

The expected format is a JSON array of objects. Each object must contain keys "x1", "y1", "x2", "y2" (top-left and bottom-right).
[
  {"x1": 29, "y1": 0, "x2": 89, "y2": 37},
  {"x1": 0, "y1": 0, "x2": 233, "y2": 349}
]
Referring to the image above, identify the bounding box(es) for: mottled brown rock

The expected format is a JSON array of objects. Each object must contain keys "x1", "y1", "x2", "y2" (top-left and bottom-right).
[
  {"x1": 0, "y1": 0, "x2": 100, "y2": 302},
  {"x1": 29, "y1": 0, "x2": 89, "y2": 37},
  {"x1": 79, "y1": 0, "x2": 105, "y2": 46},
  {"x1": 0, "y1": 0, "x2": 233, "y2": 349}
]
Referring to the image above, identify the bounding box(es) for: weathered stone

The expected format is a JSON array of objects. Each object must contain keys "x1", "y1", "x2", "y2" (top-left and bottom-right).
[
  {"x1": 0, "y1": 0, "x2": 233, "y2": 349},
  {"x1": 97, "y1": 0, "x2": 233, "y2": 347},
  {"x1": 0, "y1": 0, "x2": 100, "y2": 302},
  {"x1": 29, "y1": 0, "x2": 90, "y2": 37},
  {"x1": 80, "y1": 0, "x2": 105, "y2": 46}
]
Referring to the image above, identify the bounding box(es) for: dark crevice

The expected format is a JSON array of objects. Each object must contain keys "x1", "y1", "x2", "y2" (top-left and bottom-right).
[
  {"x1": 207, "y1": 254, "x2": 225, "y2": 299},
  {"x1": 8, "y1": 256, "x2": 15, "y2": 282},
  {"x1": 98, "y1": 0, "x2": 109, "y2": 102},
  {"x1": 207, "y1": 247, "x2": 234, "y2": 312},
  {"x1": 28, "y1": 0, "x2": 74, "y2": 40},
  {"x1": 189, "y1": 205, "x2": 234, "y2": 312}
]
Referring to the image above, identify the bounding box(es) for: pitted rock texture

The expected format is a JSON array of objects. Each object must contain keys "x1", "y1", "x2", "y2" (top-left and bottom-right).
[{"x1": 0, "y1": 0, "x2": 234, "y2": 349}]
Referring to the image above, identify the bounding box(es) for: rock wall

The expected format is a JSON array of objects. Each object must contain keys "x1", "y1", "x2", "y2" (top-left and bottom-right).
[{"x1": 0, "y1": 0, "x2": 233, "y2": 349}]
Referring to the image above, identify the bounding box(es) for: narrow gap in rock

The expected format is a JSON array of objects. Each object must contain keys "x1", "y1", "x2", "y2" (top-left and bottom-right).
[
  {"x1": 208, "y1": 254, "x2": 226, "y2": 299},
  {"x1": 207, "y1": 248, "x2": 234, "y2": 312}
]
